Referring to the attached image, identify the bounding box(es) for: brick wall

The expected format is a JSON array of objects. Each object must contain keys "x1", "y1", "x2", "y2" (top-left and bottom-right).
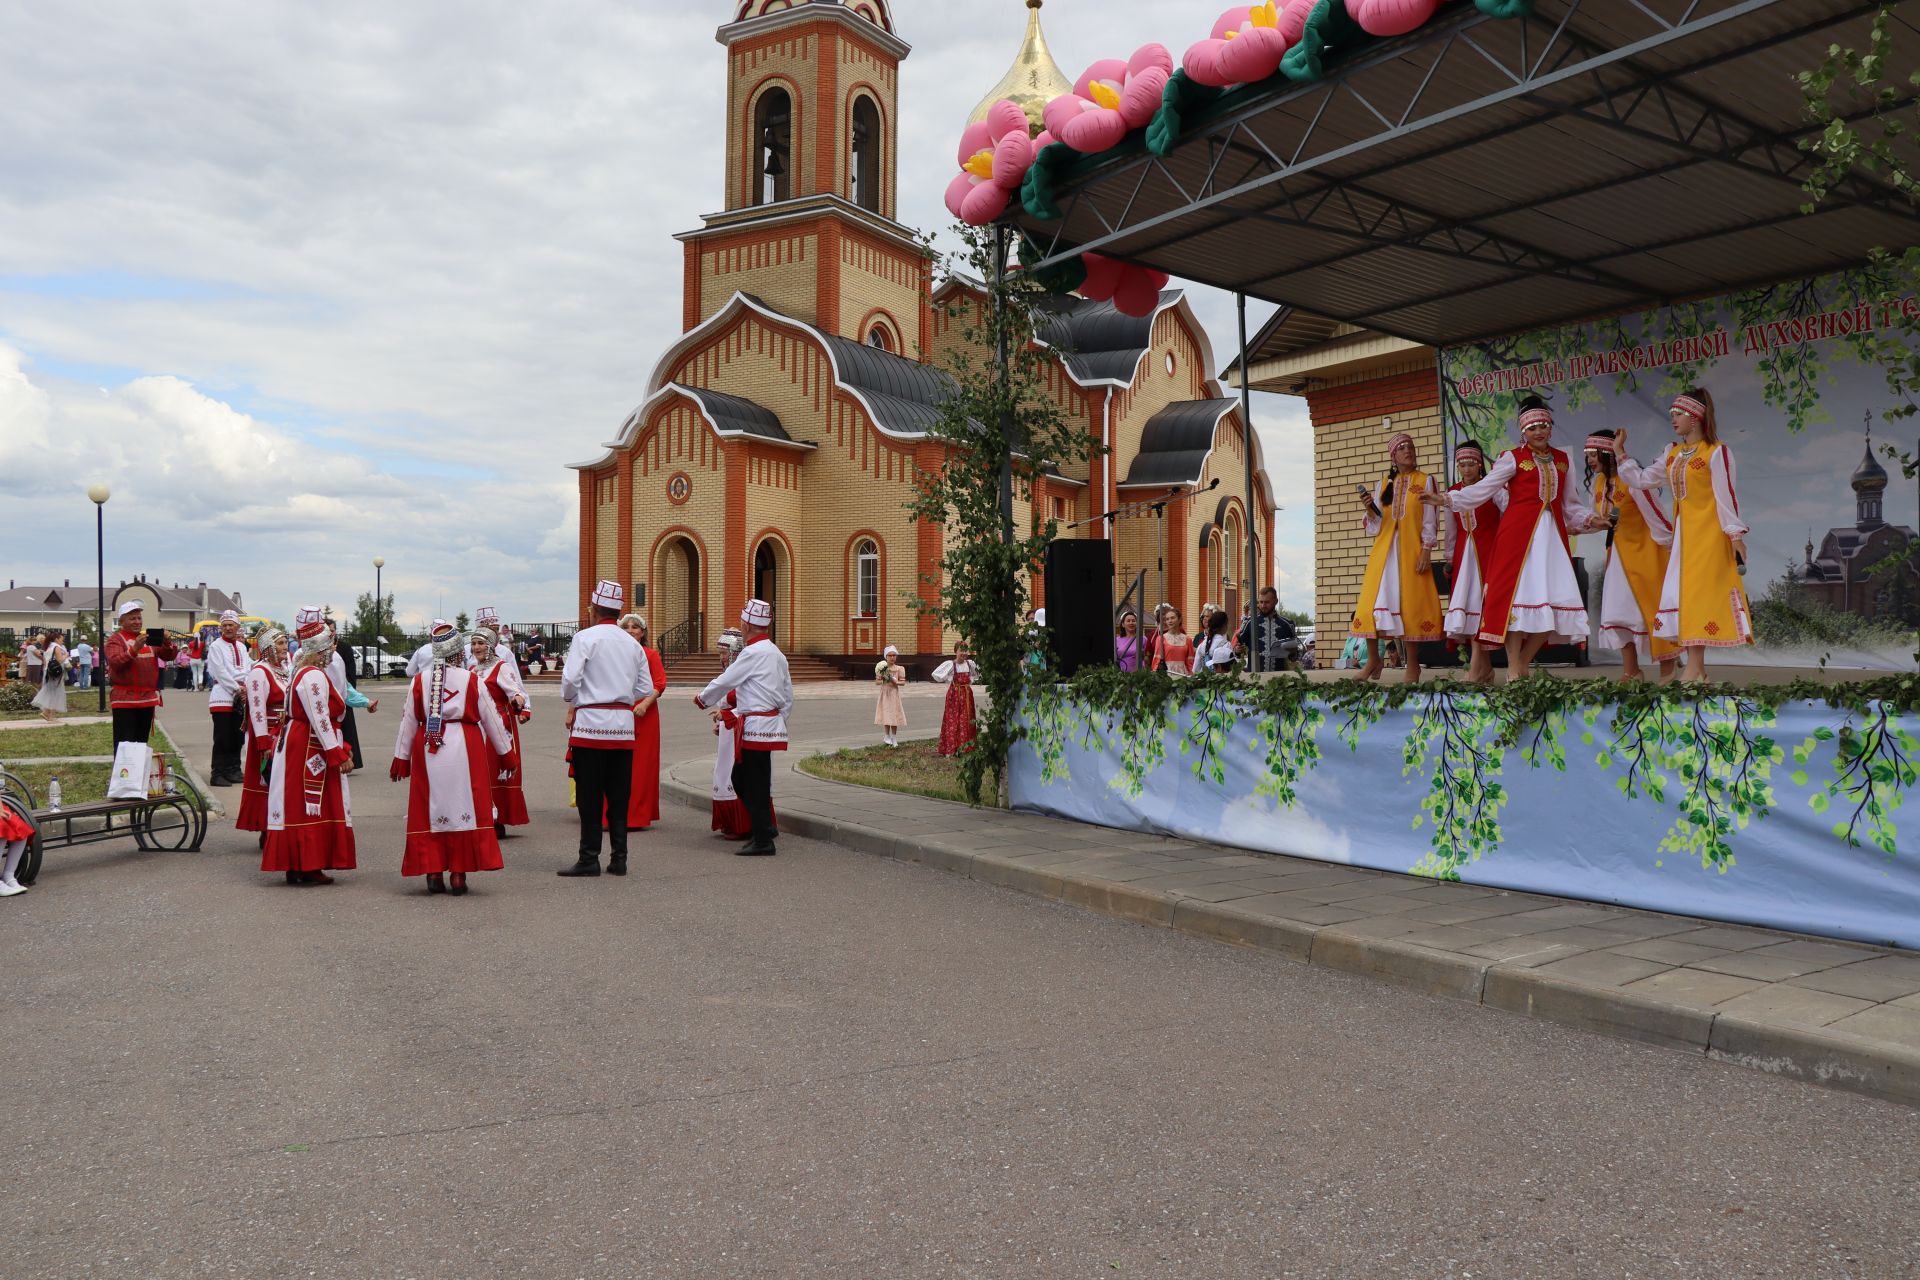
[{"x1": 1308, "y1": 366, "x2": 1442, "y2": 643}]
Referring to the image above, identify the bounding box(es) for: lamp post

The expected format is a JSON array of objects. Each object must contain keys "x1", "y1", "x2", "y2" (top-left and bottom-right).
[
  {"x1": 88, "y1": 484, "x2": 109, "y2": 712},
  {"x1": 372, "y1": 556, "x2": 385, "y2": 680}
]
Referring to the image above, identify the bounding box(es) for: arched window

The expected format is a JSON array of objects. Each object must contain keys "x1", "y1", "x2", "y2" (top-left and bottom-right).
[
  {"x1": 865, "y1": 325, "x2": 890, "y2": 351},
  {"x1": 754, "y1": 88, "x2": 792, "y2": 206},
  {"x1": 849, "y1": 96, "x2": 881, "y2": 212},
  {"x1": 855, "y1": 538, "x2": 879, "y2": 618}
]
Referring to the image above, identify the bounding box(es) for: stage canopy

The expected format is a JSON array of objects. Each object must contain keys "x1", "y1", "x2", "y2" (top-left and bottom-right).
[{"x1": 1016, "y1": 0, "x2": 1920, "y2": 350}]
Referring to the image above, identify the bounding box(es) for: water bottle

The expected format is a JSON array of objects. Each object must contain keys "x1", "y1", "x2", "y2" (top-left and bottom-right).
[{"x1": 48, "y1": 775, "x2": 62, "y2": 810}]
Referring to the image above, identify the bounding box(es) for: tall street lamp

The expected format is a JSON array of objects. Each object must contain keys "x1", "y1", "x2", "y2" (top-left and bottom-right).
[
  {"x1": 88, "y1": 484, "x2": 109, "y2": 712},
  {"x1": 372, "y1": 556, "x2": 385, "y2": 679}
]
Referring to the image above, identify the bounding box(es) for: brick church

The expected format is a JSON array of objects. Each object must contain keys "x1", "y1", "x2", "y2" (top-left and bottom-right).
[{"x1": 570, "y1": 0, "x2": 1275, "y2": 669}]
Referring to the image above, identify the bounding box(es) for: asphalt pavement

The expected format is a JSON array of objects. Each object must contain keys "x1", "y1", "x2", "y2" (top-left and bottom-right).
[{"x1": 3, "y1": 679, "x2": 1916, "y2": 1278}]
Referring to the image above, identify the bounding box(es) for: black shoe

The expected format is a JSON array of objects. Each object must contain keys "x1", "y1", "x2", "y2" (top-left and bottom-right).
[
  {"x1": 556, "y1": 857, "x2": 601, "y2": 877},
  {"x1": 736, "y1": 840, "x2": 777, "y2": 857},
  {"x1": 449, "y1": 872, "x2": 467, "y2": 896},
  {"x1": 607, "y1": 857, "x2": 627, "y2": 876},
  {"x1": 494, "y1": 822, "x2": 506, "y2": 838},
  {"x1": 426, "y1": 873, "x2": 447, "y2": 895},
  {"x1": 210, "y1": 774, "x2": 235, "y2": 787}
]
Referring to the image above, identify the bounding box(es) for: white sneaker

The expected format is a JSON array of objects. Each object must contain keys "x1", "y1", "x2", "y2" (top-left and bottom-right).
[{"x1": 0, "y1": 881, "x2": 25, "y2": 897}]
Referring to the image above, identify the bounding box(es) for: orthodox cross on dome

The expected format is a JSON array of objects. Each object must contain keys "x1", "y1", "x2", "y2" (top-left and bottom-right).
[{"x1": 969, "y1": 0, "x2": 1075, "y2": 130}]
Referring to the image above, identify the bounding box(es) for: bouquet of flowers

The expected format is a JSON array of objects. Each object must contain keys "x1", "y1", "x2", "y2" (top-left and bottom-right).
[{"x1": 874, "y1": 658, "x2": 892, "y2": 684}]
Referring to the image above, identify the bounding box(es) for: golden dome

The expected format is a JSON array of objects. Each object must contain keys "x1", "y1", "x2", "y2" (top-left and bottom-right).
[{"x1": 967, "y1": 0, "x2": 1075, "y2": 132}]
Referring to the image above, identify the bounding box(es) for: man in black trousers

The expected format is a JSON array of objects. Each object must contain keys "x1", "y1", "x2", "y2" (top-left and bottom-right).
[{"x1": 557, "y1": 580, "x2": 654, "y2": 878}]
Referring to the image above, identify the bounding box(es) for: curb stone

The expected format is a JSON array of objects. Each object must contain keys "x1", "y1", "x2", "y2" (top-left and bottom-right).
[{"x1": 660, "y1": 771, "x2": 1920, "y2": 1110}]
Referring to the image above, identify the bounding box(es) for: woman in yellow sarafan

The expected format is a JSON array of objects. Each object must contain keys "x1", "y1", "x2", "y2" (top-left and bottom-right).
[
  {"x1": 1619, "y1": 389, "x2": 1752, "y2": 682},
  {"x1": 1349, "y1": 426, "x2": 1443, "y2": 682},
  {"x1": 1581, "y1": 429, "x2": 1679, "y2": 683}
]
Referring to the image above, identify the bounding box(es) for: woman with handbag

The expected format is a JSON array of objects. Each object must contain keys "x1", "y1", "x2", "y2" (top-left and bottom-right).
[{"x1": 32, "y1": 631, "x2": 70, "y2": 722}]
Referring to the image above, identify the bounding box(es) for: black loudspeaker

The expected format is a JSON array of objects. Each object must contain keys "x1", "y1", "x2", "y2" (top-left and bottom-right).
[{"x1": 1042, "y1": 538, "x2": 1114, "y2": 678}]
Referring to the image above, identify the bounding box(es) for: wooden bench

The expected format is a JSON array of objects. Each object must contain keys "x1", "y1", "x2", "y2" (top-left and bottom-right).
[{"x1": 0, "y1": 759, "x2": 210, "y2": 886}]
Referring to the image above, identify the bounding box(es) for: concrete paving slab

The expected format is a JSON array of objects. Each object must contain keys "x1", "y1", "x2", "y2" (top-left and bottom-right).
[
  {"x1": 1690, "y1": 951, "x2": 1848, "y2": 983},
  {"x1": 1605, "y1": 938, "x2": 1738, "y2": 967},
  {"x1": 1461, "y1": 938, "x2": 1591, "y2": 966},
  {"x1": 1786, "y1": 963, "x2": 1920, "y2": 1003},
  {"x1": 1714, "y1": 985, "x2": 1875, "y2": 1029},
  {"x1": 1531, "y1": 952, "x2": 1676, "y2": 988},
  {"x1": 1624, "y1": 968, "x2": 1769, "y2": 1008},
  {"x1": 1658, "y1": 926, "x2": 1788, "y2": 952},
  {"x1": 1824, "y1": 1005, "x2": 1920, "y2": 1052}
]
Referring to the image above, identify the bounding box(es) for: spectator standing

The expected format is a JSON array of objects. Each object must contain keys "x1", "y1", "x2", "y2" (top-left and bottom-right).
[
  {"x1": 31, "y1": 632, "x2": 70, "y2": 721},
  {"x1": 105, "y1": 604, "x2": 176, "y2": 745},
  {"x1": 1114, "y1": 611, "x2": 1145, "y2": 672},
  {"x1": 873, "y1": 644, "x2": 906, "y2": 747},
  {"x1": 71, "y1": 637, "x2": 93, "y2": 690},
  {"x1": 173, "y1": 646, "x2": 193, "y2": 690},
  {"x1": 187, "y1": 635, "x2": 206, "y2": 691},
  {"x1": 20, "y1": 634, "x2": 44, "y2": 692},
  {"x1": 1202, "y1": 611, "x2": 1236, "y2": 673},
  {"x1": 1234, "y1": 587, "x2": 1297, "y2": 673},
  {"x1": 1157, "y1": 607, "x2": 1196, "y2": 676}
]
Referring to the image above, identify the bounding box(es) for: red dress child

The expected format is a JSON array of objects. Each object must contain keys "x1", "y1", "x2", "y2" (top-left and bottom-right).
[{"x1": 933, "y1": 656, "x2": 979, "y2": 757}]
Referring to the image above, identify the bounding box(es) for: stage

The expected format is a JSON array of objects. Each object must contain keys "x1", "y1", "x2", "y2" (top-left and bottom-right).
[{"x1": 1011, "y1": 678, "x2": 1918, "y2": 950}]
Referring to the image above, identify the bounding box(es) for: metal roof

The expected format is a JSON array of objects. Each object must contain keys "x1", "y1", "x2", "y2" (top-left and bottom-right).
[
  {"x1": 1034, "y1": 291, "x2": 1172, "y2": 385},
  {"x1": 1017, "y1": 0, "x2": 1920, "y2": 348},
  {"x1": 1119, "y1": 398, "x2": 1238, "y2": 488},
  {"x1": 670, "y1": 384, "x2": 799, "y2": 444},
  {"x1": 817, "y1": 333, "x2": 957, "y2": 435}
]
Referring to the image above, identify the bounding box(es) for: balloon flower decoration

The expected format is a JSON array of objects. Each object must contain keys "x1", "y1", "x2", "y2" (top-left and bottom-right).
[
  {"x1": 1042, "y1": 44, "x2": 1175, "y2": 154},
  {"x1": 944, "y1": 100, "x2": 1038, "y2": 226},
  {"x1": 1348, "y1": 0, "x2": 1445, "y2": 35},
  {"x1": 1182, "y1": 2, "x2": 1310, "y2": 87},
  {"x1": 1077, "y1": 253, "x2": 1169, "y2": 318}
]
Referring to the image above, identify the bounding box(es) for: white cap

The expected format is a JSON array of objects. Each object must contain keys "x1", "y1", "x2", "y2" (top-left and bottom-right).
[
  {"x1": 475, "y1": 605, "x2": 499, "y2": 626},
  {"x1": 1034, "y1": 608, "x2": 1047, "y2": 626},
  {"x1": 115, "y1": 601, "x2": 143, "y2": 620},
  {"x1": 591, "y1": 580, "x2": 623, "y2": 611},
  {"x1": 883, "y1": 644, "x2": 899, "y2": 657},
  {"x1": 219, "y1": 609, "x2": 239, "y2": 624},
  {"x1": 741, "y1": 598, "x2": 772, "y2": 628},
  {"x1": 295, "y1": 604, "x2": 325, "y2": 628}
]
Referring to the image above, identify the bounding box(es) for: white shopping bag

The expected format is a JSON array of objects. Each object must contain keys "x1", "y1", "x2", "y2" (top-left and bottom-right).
[{"x1": 108, "y1": 742, "x2": 153, "y2": 801}]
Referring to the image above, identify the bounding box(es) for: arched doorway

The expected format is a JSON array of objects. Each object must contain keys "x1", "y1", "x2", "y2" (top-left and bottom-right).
[
  {"x1": 653, "y1": 535, "x2": 702, "y2": 649},
  {"x1": 751, "y1": 535, "x2": 789, "y2": 643}
]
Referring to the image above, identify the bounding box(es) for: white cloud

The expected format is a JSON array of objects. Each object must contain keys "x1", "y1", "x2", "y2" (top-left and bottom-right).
[{"x1": 0, "y1": 1, "x2": 1314, "y2": 625}]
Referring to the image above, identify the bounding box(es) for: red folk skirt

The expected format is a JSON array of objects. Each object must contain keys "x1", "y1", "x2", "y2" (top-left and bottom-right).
[
  {"x1": 260, "y1": 721, "x2": 356, "y2": 874},
  {"x1": 491, "y1": 709, "x2": 530, "y2": 827},
  {"x1": 401, "y1": 719, "x2": 506, "y2": 877},
  {"x1": 938, "y1": 682, "x2": 978, "y2": 757},
  {"x1": 236, "y1": 732, "x2": 273, "y2": 831},
  {"x1": 627, "y1": 701, "x2": 662, "y2": 830}
]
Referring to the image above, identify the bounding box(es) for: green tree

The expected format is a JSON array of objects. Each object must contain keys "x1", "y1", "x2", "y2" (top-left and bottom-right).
[
  {"x1": 910, "y1": 224, "x2": 1095, "y2": 803},
  {"x1": 339, "y1": 592, "x2": 397, "y2": 648}
]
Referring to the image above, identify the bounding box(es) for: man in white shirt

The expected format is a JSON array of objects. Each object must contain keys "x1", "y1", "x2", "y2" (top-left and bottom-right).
[
  {"x1": 559, "y1": 581, "x2": 656, "y2": 878},
  {"x1": 406, "y1": 621, "x2": 449, "y2": 679},
  {"x1": 693, "y1": 598, "x2": 793, "y2": 856},
  {"x1": 205, "y1": 610, "x2": 253, "y2": 786}
]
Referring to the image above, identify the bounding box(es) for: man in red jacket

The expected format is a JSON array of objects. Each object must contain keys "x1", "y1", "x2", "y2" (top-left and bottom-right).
[{"x1": 105, "y1": 602, "x2": 178, "y2": 745}]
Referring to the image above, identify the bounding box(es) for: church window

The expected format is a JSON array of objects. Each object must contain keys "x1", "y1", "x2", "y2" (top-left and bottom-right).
[
  {"x1": 850, "y1": 96, "x2": 881, "y2": 212},
  {"x1": 1165, "y1": 351, "x2": 1177, "y2": 376},
  {"x1": 855, "y1": 538, "x2": 879, "y2": 617},
  {"x1": 866, "y1": 325, "x2": 891, "y2": 351},
  {"x1": 754, "y1": 88, "x2": 793, "y2": 206}
]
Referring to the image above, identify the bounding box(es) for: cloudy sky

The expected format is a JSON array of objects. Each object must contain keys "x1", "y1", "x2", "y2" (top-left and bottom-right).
[{"x1": 0, "y1": 0, "x2": 1315, "y2": 633}]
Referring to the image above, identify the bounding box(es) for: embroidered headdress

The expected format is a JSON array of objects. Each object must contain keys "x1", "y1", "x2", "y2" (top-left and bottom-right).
[
  {"x1": 591, "y1": 580, "x2": 623, "y2": 611},
  {"x1": 294, "y1": 604, "x2": 331, "y2": 657}
]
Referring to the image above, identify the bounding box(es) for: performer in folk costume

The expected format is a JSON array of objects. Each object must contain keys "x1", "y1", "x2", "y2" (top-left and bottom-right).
[
  {"x1": 617, "y1": 613, "x2": 667, "y2": 833},
  {"x1": 559, "y1": 581, "x2": 655, "y2": 877},
  {"x1": 262, "y1": 607, "x2": 357, "y2": 885},
  {"x1": 1442, "y1": 442, "x2": 1505, "y2": 684},
  {"x1": 390, "y1": 623, "x2": 517, "y2": 896},
  {"x1": 693, "y1": 599, "x2": 792, "y2": 857},
  {"x1": 468, "y1": 626, "x2": 531, "y2": 835},
  {"x1": 930, "y1": 643, "x2": 979, "y2": 757},
  {"x1": 1616, "y1": 389, "x2": 1753, "y2": 682},
  {"x1": 237, "y1": 628, "x2": 292, "y2": 842},
  {"x1": 472, "y1": 606, "x2": 515, "y2": 668},
  {"x1": 325, "y1": 618, "x2": 378, "y2": 770},
  {"x1": 205, "y1": 610, "x2": 253, "y2": 786},
  {"x1": 405, "y1": 621, "x2": 449, "y2": 679},
  {"x1": 1581, "y1": 428, "x2": 1678, "y2": 683},
  {"x1": 1349, "y1": 424, "x2": 1443, "y2": 683},
  {"x1": 707, "y1": 628, "x2": 764, "y2": 840},
  {"x1": 1426, "y1": 396, "x2": 1595, "y2": 680},
  {"x1": 874, "y1": 644, "x2": 907, "y2": 747},
  {"x1": 0, "y1": 795, "x2": 34, "y2": 896}
]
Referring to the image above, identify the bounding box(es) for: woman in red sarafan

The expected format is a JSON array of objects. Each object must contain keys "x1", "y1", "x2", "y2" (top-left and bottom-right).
[
  {"x1": 468, "y1": 627, "x2": 532, "y2": 834},
  {"x1": 620, "y1": 613, "x2": 667, "y2": 832},
  {"x1": 931, "y1": 643, "x2": 979, "y2": 757},
  {"x1": 237, "y1": 628, "x2": 292, "y2": 842},
  {"x1": 262, "y1": 608, "x2": 356, "y2": 885}
]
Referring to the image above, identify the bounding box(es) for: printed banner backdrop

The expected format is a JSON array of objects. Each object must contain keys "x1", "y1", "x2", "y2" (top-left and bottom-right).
[
  {"x1": 1438, "y1": 262, "x2": 1920, "y2": 670},
  {"x1": 1012, "y1": 693, "x2": 1919, "y2": 950}
]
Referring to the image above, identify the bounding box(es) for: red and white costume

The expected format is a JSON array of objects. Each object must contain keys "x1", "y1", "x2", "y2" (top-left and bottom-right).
[
  {"x1": 205, "y1": 631, "x2": 252, "y2": 713},
  {"x1": 237, "y1": 645, "x2": 290, "y2": 832},
  {"x1": 628, "y1": 644, "x2": 667, "y2": 831},
  {"x1": 474, "y1": 653, "x2": 532, "y2": 827},
  {"x1": 1444, "y1": 440, "x2": 1593, "y2": 646},
  {"x1": 262, "y1": 659, "x2": 357, "y2": 875},
  {"x1": 1442, "y1": 451, "x2": 1506, "y2": 642},
  {"x1": 694, "y1": 638, "x2": 792, "y2": 750},
  {"x1": 392, "y1": 660, "x2": 516, "y2": 877},
  {"x1": 931, "y1": 657, "x2": 979, "y2": 757}
]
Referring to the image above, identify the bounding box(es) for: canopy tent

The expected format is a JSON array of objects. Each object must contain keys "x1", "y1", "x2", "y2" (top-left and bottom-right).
[{"x1": 1016, "y1": 0, "x2": 1920, "y2": 349}]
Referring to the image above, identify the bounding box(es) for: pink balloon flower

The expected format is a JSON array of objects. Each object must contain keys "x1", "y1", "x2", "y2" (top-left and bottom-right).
[
  {"x1": 943, "y1": 99, "x2": 1037, "y2": 226},
  {"x1": 1041, "y1": 45, "x2": 1175, "y2": 155},
  {"x1": 1182, "y1": 2, "x2": 1310, "y2": 88}
]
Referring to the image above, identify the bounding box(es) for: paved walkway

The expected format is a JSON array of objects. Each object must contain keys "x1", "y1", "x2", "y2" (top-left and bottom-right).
[{"x1": 663, "y1": 753, "x2": 1920, "y2": 1107}]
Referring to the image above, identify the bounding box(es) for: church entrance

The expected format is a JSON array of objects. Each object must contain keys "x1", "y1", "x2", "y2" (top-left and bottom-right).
[
  {"x1": 753, "y1": 539, "x2": 783, "y2": 643},
  {"x1": 653, "y1": 535, "x2": 702, "y2": 653}
]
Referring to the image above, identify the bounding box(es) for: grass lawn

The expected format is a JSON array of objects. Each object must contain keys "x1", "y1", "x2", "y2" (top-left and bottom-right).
[
  {"x1": 0, "y1": 720, "x2": 185, "y2": 807},
  {"x1": 797, "y1": 738, "x2": 1001, "y2": 808}
]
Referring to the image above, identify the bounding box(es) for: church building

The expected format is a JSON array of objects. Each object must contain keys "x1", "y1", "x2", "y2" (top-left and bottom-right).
[{"x1": 570, "y1": 0, "x2": 1276, "y2": 670}]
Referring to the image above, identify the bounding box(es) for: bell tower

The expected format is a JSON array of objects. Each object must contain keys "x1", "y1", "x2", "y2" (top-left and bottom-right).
[{"x1": 679, "y1": 0, "x2": 929, "y2": 354}]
